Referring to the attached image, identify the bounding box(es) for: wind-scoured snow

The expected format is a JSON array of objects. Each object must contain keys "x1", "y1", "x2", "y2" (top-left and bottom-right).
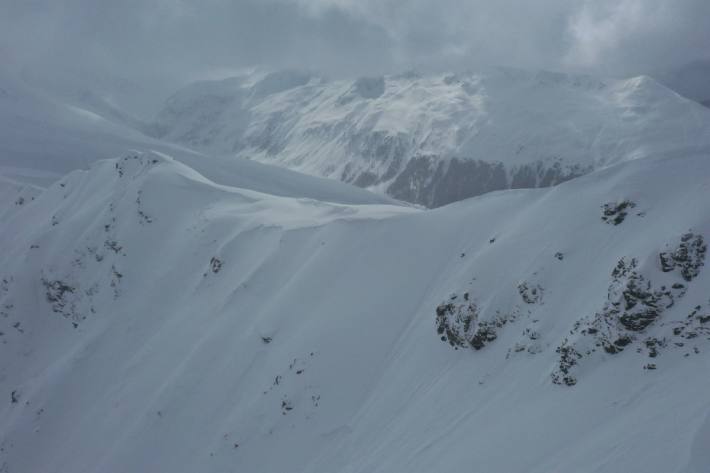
[
  {"x1": 1, "y1": 145, "x2": 709, "y2": 472},
  {"x1": 152, "y1": 68, "x2": 710, "y2": 206}
]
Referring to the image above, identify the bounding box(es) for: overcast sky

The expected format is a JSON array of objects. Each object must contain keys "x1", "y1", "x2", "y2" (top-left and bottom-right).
[{"x1": 2, "y1": 0, "x2": 709, "y2": 112}]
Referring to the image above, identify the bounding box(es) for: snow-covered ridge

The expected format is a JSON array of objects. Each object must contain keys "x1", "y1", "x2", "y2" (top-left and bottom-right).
[
  {"x1": 0, "y1": 73, "x2": 401, "y2": 208},
  {"x1": 152, "y1": 68, "x2": 710, "y2": 207},
  {"x1": 1, "y1": 148, "x2": 709, "y2": 472}
]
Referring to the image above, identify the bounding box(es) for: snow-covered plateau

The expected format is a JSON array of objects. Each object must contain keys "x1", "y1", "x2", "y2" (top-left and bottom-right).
[{"x1": 1, "y1": 68, "x2": 710, "y2": 473}]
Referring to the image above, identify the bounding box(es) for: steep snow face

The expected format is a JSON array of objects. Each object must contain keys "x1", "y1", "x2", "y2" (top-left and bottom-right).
[
  {"x1": 1, "y1": 149, "x2": 709, "y2": 473},
  {"x1": 152, "y1": 68, "x2": 710, "y2": 207}
]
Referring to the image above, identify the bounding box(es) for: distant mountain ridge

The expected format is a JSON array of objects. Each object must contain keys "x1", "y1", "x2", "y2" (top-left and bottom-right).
[{"x1": 151, "y1": 68, "x2": 710, "y2": 207}]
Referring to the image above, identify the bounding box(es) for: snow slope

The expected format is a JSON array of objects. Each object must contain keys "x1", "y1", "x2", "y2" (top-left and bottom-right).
[
  {"x1": 0, "y1": 72, "x2": 394, "y2": 206},
  {"x1": 1, "y1": 147, "x2": 709, "y2": 472},
  {"x1": 153, "y1": 68, "x2": 710, "y2": 206}
]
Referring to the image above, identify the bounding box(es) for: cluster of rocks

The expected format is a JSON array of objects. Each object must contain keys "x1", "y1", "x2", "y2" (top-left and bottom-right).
[
  {"x1": 135, "y1": 190, "x2": 154, "y2": 225},
  {"x1": 435, "y1": 293, "x2": 479, "y2": 349},
  {"x1": 41, "y1": 277, "x2": 79, "y2": 321},
  {"x1": 0, "y1": 277, "x2": 15, "y2": 340},
  {"x1": 261, "y1": 352, "x2": 321, "y2": 419},
  {"x1": 40, "y1": 203, "x2": 129, "y2": 326},
  {"x1": 551, "y1": 233, "x2": 707, "y2": 386},
  {"x1": 434, "y1": 224, "x2": 706, "y2": 387},
  {"x1": 114, "y1": 154, "x2": 160, "y2": 179},
  {"x1": 517, "y1": 282, "x2": 544, "y2": 304},
  {"x1": 506, "y1": 322, "x2": 544, "y2": 358},
  {"x1": 601, "y1": 200, "x2": 637, "y2": 225},
  {"x1": 659, "y1": 232, "x2": 706, "y2": 281},
  {"x1": 435, "y1": 282, "x2": 543, "y2": 351}
]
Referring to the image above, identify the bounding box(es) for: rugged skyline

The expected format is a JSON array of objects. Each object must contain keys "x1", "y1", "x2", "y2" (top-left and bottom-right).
[{"x1": 2, "y1": 0, "x2": 709, "y2": 116}]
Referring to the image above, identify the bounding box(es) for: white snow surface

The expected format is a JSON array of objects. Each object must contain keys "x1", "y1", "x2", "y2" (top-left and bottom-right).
[
  {"x1": 1, "y1": 70, "x2": 710, "y2": 472},
  {"x1": 153, "y1": 68, "x2": 710, "y2": 203},
  {"x1": 0, "y1": 71, "x2": 395, "y2": 207},
  {"x1": 1, "y1": 145, "x2": 709, "y2": 472}
]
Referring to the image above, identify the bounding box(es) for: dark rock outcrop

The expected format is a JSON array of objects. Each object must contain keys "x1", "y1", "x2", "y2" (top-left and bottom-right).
[
  {"x1": 601, "y1": 200, "x2": 636, "y2": 225},
  {"x1": 552, "y1": 233, "x2": 707, "y2": 386},
  {"x1": 387, "y1": 157, "x2": 586, "y2": 208},
  {"x1": 659, "y1": 233, "x2": 706, "y2": 281},
  {"x1": 436, "y1": 292, "x2": 514, "y2": 351}
]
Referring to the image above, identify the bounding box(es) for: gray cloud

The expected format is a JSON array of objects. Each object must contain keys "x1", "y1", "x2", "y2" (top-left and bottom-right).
[
  {"x1": 564, "y1": 0, "x2": 710, "y2": 74},
  {"x1": 1, "y1": 0, "x2": 708, "y2": 115},
  {"x1": 316, "y1": 0, "x2": 710, "y2": 74}
]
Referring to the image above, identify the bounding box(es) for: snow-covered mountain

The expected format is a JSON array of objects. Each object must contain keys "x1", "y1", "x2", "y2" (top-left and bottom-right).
[
  {"x1": 2, "y1": 70, "x2": 710, "y2": 472},
  {"x1": 152, "y1": 68, "x2": 710, "y2": 207},
  {"x1": 1, "y1": 143, "x2": 709, "y2": 472},
  {"x1": 0, "y1": 71, "x2": 395, "y2": 207}
]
